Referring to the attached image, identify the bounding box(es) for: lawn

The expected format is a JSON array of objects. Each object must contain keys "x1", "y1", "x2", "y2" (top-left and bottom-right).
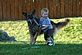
[
  {"x1": 0, "y1": 43, "x2": 82, "y2": 55},
  {"x1": 0, "y1": 18, "x2": 82, "y2": 55}
]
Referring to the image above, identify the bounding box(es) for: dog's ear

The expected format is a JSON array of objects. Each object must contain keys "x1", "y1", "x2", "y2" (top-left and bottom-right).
[{"x1": 22, "y1": 12, "x2": 27, "y2": 17}]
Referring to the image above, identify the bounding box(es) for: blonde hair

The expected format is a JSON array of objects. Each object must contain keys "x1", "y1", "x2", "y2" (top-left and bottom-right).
[{"x1": 41, "y1": 8, "x2": 49, "y2": 15}]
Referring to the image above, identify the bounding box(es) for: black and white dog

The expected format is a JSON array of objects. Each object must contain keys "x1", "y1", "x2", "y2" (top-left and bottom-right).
[{"x1": 22, "y1": 10, "x2": 70, "y2": 45}]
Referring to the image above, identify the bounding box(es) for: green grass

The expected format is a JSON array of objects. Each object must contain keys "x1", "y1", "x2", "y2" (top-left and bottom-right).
[
  {"x1": 0, "y1": 18, "x2": 82, "y2": 55},
  {"x1": 0, "y1": 43, "x2": 82, "y2": 55}
]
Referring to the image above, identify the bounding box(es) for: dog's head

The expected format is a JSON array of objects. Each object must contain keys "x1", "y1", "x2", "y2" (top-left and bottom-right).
[{"x1": 22, "y1": 9, "x2": 36, "y2": 24}]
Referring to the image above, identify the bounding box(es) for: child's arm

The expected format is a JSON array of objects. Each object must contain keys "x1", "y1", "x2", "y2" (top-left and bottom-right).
[{"x1": 41, "y1": 25, "x2": 49, "y2": 30}]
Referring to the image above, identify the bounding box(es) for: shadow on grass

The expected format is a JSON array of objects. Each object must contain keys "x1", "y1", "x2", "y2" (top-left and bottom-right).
[{"x1": 0, "y1": 41, "x2": 82, "y2": 55}]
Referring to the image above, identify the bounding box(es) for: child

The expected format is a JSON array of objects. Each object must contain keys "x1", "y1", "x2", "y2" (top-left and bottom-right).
[{"x1": 39, "y1": 8, "x2": 54, "y2": 46}]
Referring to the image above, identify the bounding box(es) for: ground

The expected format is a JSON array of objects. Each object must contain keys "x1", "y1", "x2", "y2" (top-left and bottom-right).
[
  {"x1": 0, "y1": 42, "x2": 82, "y2": 55},
  {"x1": 0, "y1": 17, "x2": 82, "y2": 55}
]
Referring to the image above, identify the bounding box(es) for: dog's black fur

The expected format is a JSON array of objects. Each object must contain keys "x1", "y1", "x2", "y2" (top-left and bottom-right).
[{"x1": 22, "y1": 10, "x2": 70, "y2": 45}]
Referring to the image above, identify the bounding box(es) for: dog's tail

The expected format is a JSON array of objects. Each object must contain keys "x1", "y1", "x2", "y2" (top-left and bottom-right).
[
  {"x1": 51, "y1": 19, "x2": 70, "y2": 30},
  {"x1": 55, "y1": 19, "x2": 70, "y2": 29}
]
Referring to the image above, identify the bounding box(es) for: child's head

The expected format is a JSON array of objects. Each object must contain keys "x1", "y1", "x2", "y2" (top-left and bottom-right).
[{"x1": 41, "y1": 8, "x2": 49, "y2": 17}]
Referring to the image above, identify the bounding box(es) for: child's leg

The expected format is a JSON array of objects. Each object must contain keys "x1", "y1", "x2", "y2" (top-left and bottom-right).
[
  {"x1": 47, "y1": 29, "x2": 54, "y2": 39},
  {"x1": 44, "y1": 32, "x2": 49, "y2": 41},
  {"x1": 44, "y1": 29, "x2": 54, "y2": 46},
  {"x1": 44, "y1": 29, "x2": 53, "y2": 40},
  {"x1": 47, "y1": 29, "x2": 54, "y2": 45}
]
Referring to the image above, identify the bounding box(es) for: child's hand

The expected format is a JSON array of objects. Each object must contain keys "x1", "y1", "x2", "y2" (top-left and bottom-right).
[{"x1": 42, "y1": 25, "x2": 49, "y2": 30}]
